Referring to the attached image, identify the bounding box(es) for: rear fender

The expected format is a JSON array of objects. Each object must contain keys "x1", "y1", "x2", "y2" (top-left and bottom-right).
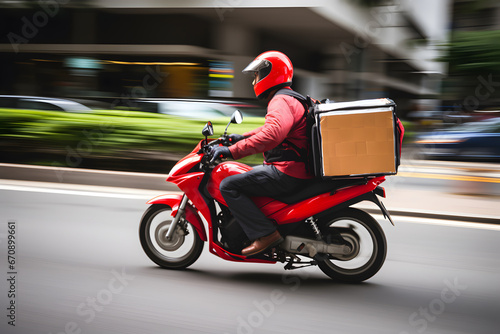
[
  {"x1": 147, "y1": 194, "x2": 207, "y2": 241},
  {"x1": 315, "y1": 187, "x2": 394, "y2": 226},
  {"x1": 367, "y1": 189, "x2": 395, "y2": 226}
]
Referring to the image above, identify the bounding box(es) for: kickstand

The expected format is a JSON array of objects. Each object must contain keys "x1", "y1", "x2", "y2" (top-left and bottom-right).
[{"x1": 284, "y1": 256, "x2": 317, "y2": 270}]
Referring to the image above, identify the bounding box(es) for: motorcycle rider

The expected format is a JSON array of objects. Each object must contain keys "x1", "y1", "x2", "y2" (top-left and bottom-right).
[{"x1": 210, "y1": 51, "x2": 313, "y2": 256}]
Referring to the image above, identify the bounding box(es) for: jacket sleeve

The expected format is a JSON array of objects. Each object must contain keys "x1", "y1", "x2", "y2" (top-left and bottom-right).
[
  {"x1": 243, "y1": 125, "x2": 264, "y2": 137},
  {"x1": 229, "y1": 96, "x2": 295, "y2": 160}
]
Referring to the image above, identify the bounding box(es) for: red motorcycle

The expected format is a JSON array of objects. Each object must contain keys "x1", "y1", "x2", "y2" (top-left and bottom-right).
[{"x1": 139, "y1": 111, "x2": 395, "y2": 283}]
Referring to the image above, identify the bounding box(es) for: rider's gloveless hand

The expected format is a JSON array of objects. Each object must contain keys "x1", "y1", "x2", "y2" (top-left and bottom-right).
[{"x1": 210, "y1": 146, "x2": 232, "y2": 163}]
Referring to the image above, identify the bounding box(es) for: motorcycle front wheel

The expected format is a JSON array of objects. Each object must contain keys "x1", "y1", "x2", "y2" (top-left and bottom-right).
[
  {"x1": 139, "y1": 204, "x2": 203, "y2": 269},
  {"x1": 317, "y1": 208, "x2": 387, "y2": 283}
]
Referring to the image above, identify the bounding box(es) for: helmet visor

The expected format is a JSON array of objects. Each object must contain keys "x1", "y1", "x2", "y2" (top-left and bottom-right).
[{"x1": 242, "y1": 58, "x2": 271, "y2": 74}]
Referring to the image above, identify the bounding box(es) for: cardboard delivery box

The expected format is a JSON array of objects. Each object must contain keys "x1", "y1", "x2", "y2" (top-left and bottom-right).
[{"x1": 314, "y1": 98, "x2": 398, "y2": 178}]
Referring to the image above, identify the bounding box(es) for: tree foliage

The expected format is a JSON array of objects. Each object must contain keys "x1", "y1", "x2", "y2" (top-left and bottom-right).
[
  {"x1": 439, "y1": 30, "x2": 500, "y2": 104},
  {"x1": 440, "y1": 30, "x2": 500, "y2": 76},
  {"x1": 0, "y1": 108, "x2": 265, "y2": 169}
]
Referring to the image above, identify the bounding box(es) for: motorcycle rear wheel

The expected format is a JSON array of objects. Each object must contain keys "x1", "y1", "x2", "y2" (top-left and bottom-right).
[
  {"x1": 139, "y1": 204, "x2": 203, "y2": 269},
  {"x1": 317, "y1": 208, "x2": 387, "y2": 283}
]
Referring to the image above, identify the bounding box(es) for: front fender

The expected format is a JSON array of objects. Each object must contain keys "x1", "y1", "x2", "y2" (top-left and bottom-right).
[{"x1": 147, "y1": 194, "x2": 207, "y2": 241}]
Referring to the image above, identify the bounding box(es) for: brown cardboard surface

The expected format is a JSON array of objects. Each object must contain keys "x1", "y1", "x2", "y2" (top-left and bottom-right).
[{"x1": 319, "y1": 108, "x2": 396, "y2": 176}]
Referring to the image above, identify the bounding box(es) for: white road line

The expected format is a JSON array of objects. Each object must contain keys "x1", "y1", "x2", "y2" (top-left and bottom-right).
[
  {"x1": 399, "y1": 167, "x2": 500, "y2": 178},
  {"x1": 372, "y1": 214, "x2": 500, "y2": 231},
  {"x1": 0, "y1": 184, "x2": 151, "y2": 199},
  {"x1": 0, "y1": 181, "x2": 162, "y2": 200}
]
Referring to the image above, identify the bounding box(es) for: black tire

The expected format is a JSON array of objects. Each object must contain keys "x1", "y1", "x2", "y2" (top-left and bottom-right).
[
  {"x1": 316, "y1": 208, "x2": 387, "y2": 283},
  {"x1": 139, "y1": 204, "x2": 203, "y2": 269}
]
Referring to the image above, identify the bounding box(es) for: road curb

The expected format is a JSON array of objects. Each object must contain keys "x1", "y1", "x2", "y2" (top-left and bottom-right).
[
  {"x1": 0, "y1": 163, "x2": 170, "y2": 191},
  {"x1": 362, "y1": 208, "x2": 500, "y2": 225}
]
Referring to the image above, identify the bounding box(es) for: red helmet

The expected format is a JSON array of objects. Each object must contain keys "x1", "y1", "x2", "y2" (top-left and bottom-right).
[{"x1": 242, "y1": 51, "x2": 293, "y2": 99}]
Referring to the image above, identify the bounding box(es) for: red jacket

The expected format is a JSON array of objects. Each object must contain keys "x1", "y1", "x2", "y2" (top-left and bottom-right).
[{"x1": 229, "y1": 90, "x2": 313, "y2": 179}]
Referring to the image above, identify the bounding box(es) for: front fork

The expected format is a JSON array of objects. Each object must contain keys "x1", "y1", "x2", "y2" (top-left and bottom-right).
[{"x1": 166, "y1": 194, "x2": 189, "y2": 240}]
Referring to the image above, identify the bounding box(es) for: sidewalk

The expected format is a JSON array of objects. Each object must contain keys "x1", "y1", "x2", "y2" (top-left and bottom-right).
[
  {"x1": 367, "y1": 159, "x2": 500, "y2": 223},
  {"x1": 1, "y1": 162, "x2": 499, "y2": 224},
  {"x1": 356, "y1": 186, "x2": 500, "y2": 225}
]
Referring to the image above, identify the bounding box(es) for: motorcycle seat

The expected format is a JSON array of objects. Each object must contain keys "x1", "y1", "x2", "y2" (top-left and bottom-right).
[{"x1": 274, "y1": 177, "x2": 369, "y2": 204}]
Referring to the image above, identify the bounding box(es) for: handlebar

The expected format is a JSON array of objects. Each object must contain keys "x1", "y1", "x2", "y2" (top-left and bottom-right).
[
  {"x1": 207, "y1": 138, "x2": 223, "y2": 148},
  {"x1": 206, "y1": 134, "x2": 233, "y2": 149},
  {"x1": 200, "y1": 135, "x2": 231, "y2": 168},
  {"x1": 199, "y1": 109, "x2": 243, "y2": 168}
]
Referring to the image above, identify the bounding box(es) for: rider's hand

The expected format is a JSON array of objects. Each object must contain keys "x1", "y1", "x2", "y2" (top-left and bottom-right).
[
  {"x1": 228, "y1": 134, "x2": 245, "y2": 144},
  {"x1": 209, "y1": 146, "x2": 232, "y2": 164}
]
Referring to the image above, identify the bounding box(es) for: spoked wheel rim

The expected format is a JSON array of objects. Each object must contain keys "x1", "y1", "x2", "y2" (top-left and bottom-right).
[{"x1": 143, "y1": 206, "x2": 200, "y2": 264}]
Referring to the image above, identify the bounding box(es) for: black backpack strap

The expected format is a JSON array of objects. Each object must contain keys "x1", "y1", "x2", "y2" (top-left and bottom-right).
[
  {"x1": 274, "y1": 88, "x2": 320, "y2": 175},
  {"x1": 275, "y1": 88, "x2": 307, "y2": 101},
  {"x1": 263, "y1": 88, "x2": 311, "y2": 165},
  {"x1": 275, "y1": 89, "x2": 308, "y2": 114}
]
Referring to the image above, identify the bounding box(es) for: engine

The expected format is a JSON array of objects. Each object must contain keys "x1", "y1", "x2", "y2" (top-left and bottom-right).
[{"x1": 217, "y1": 210, "x2": 250, "y2": 254}]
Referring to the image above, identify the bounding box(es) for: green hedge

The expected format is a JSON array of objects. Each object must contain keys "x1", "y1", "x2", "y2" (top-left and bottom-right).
[{"x1": 0, "y1": 108, "x2": 266, "y2": 167}]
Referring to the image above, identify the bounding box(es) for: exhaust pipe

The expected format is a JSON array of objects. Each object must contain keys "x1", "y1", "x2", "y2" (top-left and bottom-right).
[{"x1": 280, "y1": 236, "x2": 352, "y2": 258}]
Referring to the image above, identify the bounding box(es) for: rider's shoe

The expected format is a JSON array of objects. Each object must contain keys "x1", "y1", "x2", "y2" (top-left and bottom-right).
[{"x1": 241, "y1": 230, "x2": 283, "y2": 256}]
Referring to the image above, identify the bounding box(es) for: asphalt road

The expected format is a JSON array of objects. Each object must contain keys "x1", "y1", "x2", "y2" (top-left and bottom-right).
[{"x1": 1, "y1": 183, "x2": 499, "y2": 334}]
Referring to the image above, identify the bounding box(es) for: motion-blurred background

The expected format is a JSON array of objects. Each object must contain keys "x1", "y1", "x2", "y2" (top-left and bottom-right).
[
  {"x1": 0, "y1": 0, "x2": 499, "y2": 171},
  {"x1": 2, "y1": 3, "x2": 500, "y2": 334}
]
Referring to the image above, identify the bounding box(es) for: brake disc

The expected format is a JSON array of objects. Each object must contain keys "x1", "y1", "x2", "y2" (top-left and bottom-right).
[{"x1": 155, "y1": 221, "x2": 185, "y2": 251}]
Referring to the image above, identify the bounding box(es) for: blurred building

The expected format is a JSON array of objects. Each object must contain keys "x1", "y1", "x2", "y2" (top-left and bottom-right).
[
  {"x1": 0, "y1": 0, "x2": 452, "y2": 115},
  {"x1": 452, "y1": 0, "x2": 500, "y2": 31}
]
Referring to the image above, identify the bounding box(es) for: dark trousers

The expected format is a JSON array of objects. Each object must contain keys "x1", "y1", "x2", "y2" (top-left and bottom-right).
[{"x1": 220, "y1": 165, "x2": 308, "y2": 240}]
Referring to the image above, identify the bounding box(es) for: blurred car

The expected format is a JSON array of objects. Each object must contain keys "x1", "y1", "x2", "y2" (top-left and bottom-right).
[
  {"x1": 407, "y1": 109, "x2": 443, "y2": 124},
  {"x1": 414, "y1": 118, "x2": 500, "y2": 160},
  {"x1": 407, "y1": 109, "x2": 472, "y2": 128},
  {"x1": 132, "y1": 98, "x2": 265, "y2": 119},
  {"x1": 0, "y1": 95, "x2": 92, "y2": 113}
]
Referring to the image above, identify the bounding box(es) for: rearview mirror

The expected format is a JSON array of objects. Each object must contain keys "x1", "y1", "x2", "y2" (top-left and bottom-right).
[
  {"x1": 231, "y1": 110, "x2": 243, "y2": 124},
  {"x1": 202, "y1": 121, "x2": 214, "y2": 137},
  {"x1": 224, "y1": 110, "x2": 243, "y2": 136}
]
